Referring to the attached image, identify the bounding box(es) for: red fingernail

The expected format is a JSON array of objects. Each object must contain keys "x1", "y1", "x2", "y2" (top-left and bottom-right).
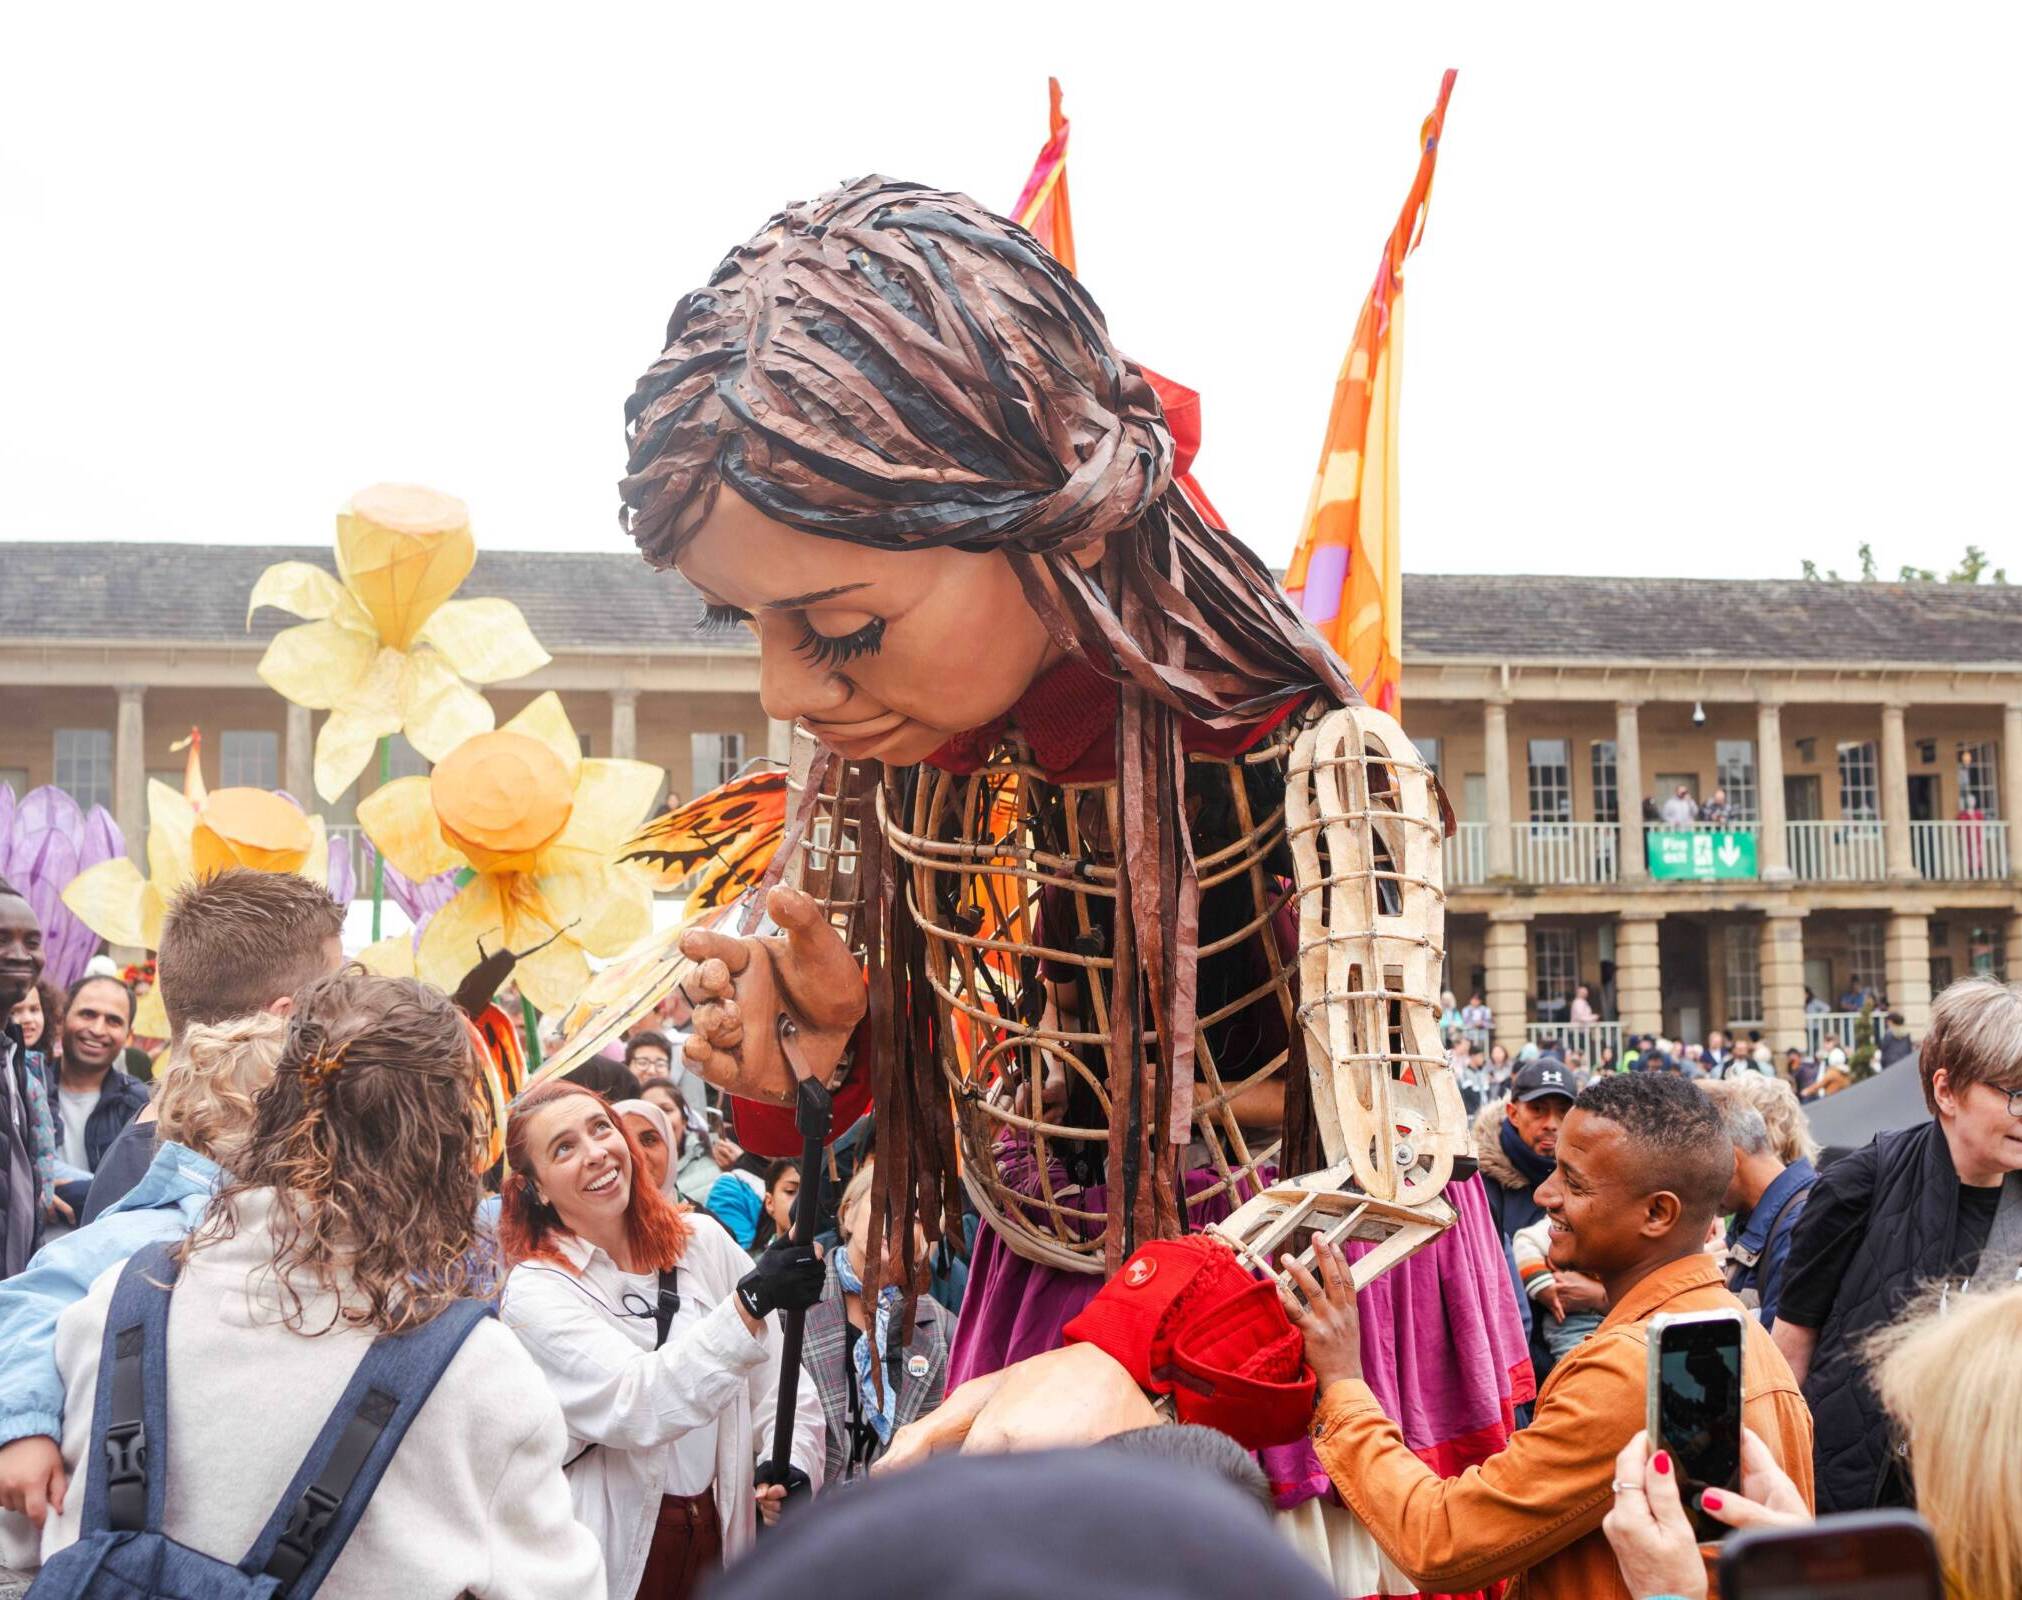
[
  {"x1": 1652, "y1": 1452, "x2": 1671, "y2": 1476},
  {"x1": 1700, "y1": 1491, "x2": 1723, "y2": 1510}
]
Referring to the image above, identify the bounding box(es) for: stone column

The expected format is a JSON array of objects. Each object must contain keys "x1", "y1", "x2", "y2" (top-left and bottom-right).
[
  {"x1": 114, "y1": 686, "x2": 146, "y2": 868},
  {"x1": 1885, "y1": 912, "x2": 1933, "y2": 1034},
  {"x1": 1880, "y1": 701, "x2": 1914, "y2": 881},
  {"x1": 1615, "y1": 699, "x2": 1647, "y2": 881},
  {"x1": 608, "y1": 688, "x2": 639, "y2": 761},
  {"x1": 2007, "y1": 913, "x2": 2022, "y2": 990},
  {"x1": 1756, "y1": 698, "x2": 1790, "y2": 880},
  {"x1": 1483, "y1": 696, "x2": 1515, "y2": 879},
  {"x1": 283, "y1": 703, "x2": 313, "y2": 804},
  {"x1": 1484, "y1": 911, "x2": 1531, "y2": 1052},
  {"x1": 767, "y1": 717, "x2": 795, "y2": 766},
  {"x1": 1762, "y1": 905, "x2": 1808, "y2": 1051},
  {"x1": 2004, "y1": 703, "x2": 2022, "y2": 883},
  {"x1": 1614, "y1": 910, "x2": 1664, "y2": 1037}
]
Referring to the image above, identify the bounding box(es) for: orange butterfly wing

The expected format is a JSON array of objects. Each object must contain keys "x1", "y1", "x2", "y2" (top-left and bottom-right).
[{"x1": 623, "y1": 767, "x2": 787, "y2": 911}]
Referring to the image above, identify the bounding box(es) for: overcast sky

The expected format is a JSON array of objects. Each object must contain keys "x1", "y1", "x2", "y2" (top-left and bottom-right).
[{"x1": 4, "y1": 4, "x2": 2017, "y2": 582}]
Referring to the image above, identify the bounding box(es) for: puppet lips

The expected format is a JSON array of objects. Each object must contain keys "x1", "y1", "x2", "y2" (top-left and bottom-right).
[{"x1": 806, "y1": 711, "x2": 911, "y2": 752}]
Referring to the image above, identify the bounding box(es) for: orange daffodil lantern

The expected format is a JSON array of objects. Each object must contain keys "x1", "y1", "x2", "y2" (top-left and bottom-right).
[
  {"x1": 62, "y1": 772, "x2": 330, "y2": 1036},
  {"x1": 356, "y1": 693, "x2": 663, "y2": 1013},
  {"x1": 250, "y1": 484, "x2": 551, "y2": 804}
]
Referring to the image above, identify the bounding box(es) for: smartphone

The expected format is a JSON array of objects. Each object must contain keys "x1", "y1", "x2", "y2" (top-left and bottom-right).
[
  {"x1": 1646, "y1": 1308, "x2": 1744, "y2": 1542},
  {"x1": 1719, "y1": 1511, "x2": 1943, "y2": 1599}
]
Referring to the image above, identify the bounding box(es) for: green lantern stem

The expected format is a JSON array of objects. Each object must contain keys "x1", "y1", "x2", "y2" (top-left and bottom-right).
[{"x1": 370, "y1": 736, "x2": 390, "y2": 942}]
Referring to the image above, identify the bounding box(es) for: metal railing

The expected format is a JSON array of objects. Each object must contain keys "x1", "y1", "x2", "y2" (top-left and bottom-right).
[
  {"x1": 1511, "y1": 821, "x2": 1619, "y2": 886},
  {"x1": 1444, "y1": 822, "x2": 1490, "y2": 887},
  {"x1": 1785, "y1": 819, "x2": 1886, "y2": 882},
  {"x1": 1805, "y1": 1011, "x2": 1867, "y2": 1058},
  {"x1": 1910, "y1": 819, "x2": 2010, "y2": 881},
  {"x1": 1525, "y1": 1020, "x2": 1622, "y2": 1063}
]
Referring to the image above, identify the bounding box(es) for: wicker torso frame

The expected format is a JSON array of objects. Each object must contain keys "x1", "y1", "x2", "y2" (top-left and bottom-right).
[
  {"x1": 879, "y1": 711, "x2": 1312, "y2": 1275},
  {"x1": 784, "y1": 698, "x2": 1465, "y2": 1282}
]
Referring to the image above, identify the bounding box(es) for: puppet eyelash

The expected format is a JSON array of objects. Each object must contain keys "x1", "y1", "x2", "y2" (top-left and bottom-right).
[
  {"x1": 699, "y1": 602, "x2": 752, "y2": 633},
  {"x1": 795, "y1": 616, "x2": 886, "y2": 669}
]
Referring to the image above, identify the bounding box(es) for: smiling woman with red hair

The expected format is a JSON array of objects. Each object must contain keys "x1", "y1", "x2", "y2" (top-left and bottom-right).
[{"x1": 497, "y1": 1080, "x2": 827, "y2": 1600}]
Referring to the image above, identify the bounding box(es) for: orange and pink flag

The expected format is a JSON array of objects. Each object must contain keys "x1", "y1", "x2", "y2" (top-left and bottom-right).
[
  {"x1": 1011, "y1": 77, "x2": 1076, "y2": 274},
  {"x1": 1283, "y1": 70, "x2": 1457, "y2": 717}
]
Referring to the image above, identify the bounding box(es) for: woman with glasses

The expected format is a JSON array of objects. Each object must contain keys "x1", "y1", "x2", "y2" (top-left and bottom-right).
[{"x1": 1771, "y1": 976, "x2": 2022, "y2": 1513}]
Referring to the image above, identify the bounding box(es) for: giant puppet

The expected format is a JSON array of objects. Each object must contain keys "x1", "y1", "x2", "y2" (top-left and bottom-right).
[{"x1": 618, "y1": 176, "x2": 1528, "y2": 1556}]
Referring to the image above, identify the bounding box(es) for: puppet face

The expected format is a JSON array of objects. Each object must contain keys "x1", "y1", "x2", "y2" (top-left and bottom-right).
[{"x1": 678, "y1": 490, "x2": 1062, "y2": 766}]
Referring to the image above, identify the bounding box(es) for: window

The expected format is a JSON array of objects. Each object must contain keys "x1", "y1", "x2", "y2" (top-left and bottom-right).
[
  {"x1": 1723, "y1": 922, "x2": 1762, "y2": 1024},
  {"x1": 1838, "y1": 741, "x2": 1879, "y2": 821},
  {"x1": 1969, "y1": 924, "x2": 2006, "y2": 980},
  {"x1": 1415, "y1": 735, "x2": 1441, "y2": 783},
  {"x1": 54, "y1": 728, "x2": 113, "y2": 811},
  {"x1": 1715, "y1": 740, "x2": 1758, "y2": 822},
  {"x1": 1957, "y1": 740, "x2": 2000, "y2": 816},
  {"x1": 386, "y1": 734, "x2": 430, "y2": 780},
  {"x1": 1532, "y1": 927, "x2": 1578, "y2": 1009},
  {"x1": 1526, "y1": 739, "x2": 1572, "y2": 823},
  {"x1": 219, "y1": 730, "x2": 279, "y2": 790},
  {"x1": 1590, "y1": 741, "x2": 1619, "y2": 824},
  {"x1": 1848, "y1": 921, "x2": 1885, "y2": 993},
  {"x1": 690, "y1": 732, "x2": 746, "y2": 796}
]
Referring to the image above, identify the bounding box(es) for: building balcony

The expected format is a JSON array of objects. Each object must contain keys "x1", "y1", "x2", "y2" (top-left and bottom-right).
[
  {"x1": 1445, "y1": 818, "x2": 2012, "y2": 888},
  {"x1": 1523, "y1": 1019, "x2": 1622, "y2": 1062}
]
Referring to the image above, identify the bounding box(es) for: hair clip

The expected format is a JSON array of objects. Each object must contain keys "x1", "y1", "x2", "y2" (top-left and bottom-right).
[{"x1": 300, "y1": 1044, "x2": 349, "y2": 1091}]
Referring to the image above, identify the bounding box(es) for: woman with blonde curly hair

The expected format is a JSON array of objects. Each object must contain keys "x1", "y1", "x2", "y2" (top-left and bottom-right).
[
  {"x1": 32, "y1": 970, "x2": 603, "y2": 1596},
  {"x1": 0, "y1": 1012, "x2": 286, "y2": 1532}
]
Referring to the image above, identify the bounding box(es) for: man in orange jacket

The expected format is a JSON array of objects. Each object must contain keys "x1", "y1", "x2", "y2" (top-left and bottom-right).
[{"x1": 1291, "y1": 1073, "x2": 1813, "y2": 1600}]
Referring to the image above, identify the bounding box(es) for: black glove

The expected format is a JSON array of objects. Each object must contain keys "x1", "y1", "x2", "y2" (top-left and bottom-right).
[
  {"x1": 753, "y1": 1460, "x2": 813, "y2": 1517},
  {"x1": 736, "y1": 1240, "x2": 825, "y2": 1320}
]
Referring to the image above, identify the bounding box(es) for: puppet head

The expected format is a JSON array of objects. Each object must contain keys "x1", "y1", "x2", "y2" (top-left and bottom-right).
[{"x1": 620, "y1": 175, "x2": 1348, "y2": 764}]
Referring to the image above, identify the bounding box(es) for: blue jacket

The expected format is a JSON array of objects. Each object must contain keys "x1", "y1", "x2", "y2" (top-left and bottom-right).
[
  {"x1": 1724, "y1": 1156, "x2": 1817, "y2": 1330},
  {"x1": 0, "y1": 1140, "x2": 218, "y2": 1447}
]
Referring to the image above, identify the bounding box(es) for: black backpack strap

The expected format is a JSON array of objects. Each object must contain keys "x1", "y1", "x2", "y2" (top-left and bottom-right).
[
  {"x1": 653, "y1": 1266, "x2": 681, "y2": 1348},
  {"x1": 237, "y1": 1298, "x2": 492, "y2": 1598},
  {"x1": 80, "y1": 1240, "x2": 182, "y2": 1536}
]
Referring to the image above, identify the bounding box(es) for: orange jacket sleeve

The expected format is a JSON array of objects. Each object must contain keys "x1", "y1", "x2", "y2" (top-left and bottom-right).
[{"x1": 1311, "y1": 1342, "x2": 1640, "y2": 1593}]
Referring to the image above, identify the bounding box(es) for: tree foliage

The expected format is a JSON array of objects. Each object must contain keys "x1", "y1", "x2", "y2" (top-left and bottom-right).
[{"x1": 1801, "y1": 543, "x2": 2008, "y2": 584}]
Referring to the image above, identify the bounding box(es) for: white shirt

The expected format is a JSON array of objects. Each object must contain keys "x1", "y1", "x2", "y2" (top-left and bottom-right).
[
  {"x1": 41, "y1": 1188, "x2": 605, "y2": 1598},
  {"x1": 610, "y1": 1266, "x2": 719, "y2": 1493},
  {"x1": 57, "y1": 1087, "x2": 99, "y2": 1170},
  {"x1": 499, "y1": 1213, "x2": 825, "y2": 1600}
]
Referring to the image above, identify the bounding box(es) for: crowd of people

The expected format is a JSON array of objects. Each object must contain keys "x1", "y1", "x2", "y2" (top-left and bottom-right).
[{"x1": 2, "y1": 866, "x2": 2019, "y2": 1599}]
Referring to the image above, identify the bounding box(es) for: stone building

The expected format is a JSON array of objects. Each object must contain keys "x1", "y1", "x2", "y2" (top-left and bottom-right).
[{"x1": 4, "y1": 547, "x2": 2018, "y2": 1057}]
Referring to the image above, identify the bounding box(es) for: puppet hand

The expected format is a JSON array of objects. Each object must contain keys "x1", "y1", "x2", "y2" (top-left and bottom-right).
[{"x1": 679, "y1": 885, "x2": 864, "y2": 1105}]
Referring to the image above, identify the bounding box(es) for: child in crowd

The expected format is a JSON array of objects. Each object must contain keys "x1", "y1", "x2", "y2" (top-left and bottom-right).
[{"x1": 1510, "y1": 1215, "x2": 1604, "y2": 1360}]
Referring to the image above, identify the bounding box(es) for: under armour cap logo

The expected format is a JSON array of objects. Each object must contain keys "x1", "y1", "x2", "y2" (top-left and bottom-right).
[{"x1": 1542, "y1": 1069, "x2": 1564, "y2": 1086}]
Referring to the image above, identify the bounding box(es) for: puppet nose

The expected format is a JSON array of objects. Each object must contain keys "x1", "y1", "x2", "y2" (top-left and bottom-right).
[{"x1": 757, "y1": 621, "x2": 852, "y2": 723}]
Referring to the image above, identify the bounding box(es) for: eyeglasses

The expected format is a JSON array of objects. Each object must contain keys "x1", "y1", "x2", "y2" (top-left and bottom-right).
[{"x1": 2005, "y1": 1086, "x2": 2022, "y2": 1119}]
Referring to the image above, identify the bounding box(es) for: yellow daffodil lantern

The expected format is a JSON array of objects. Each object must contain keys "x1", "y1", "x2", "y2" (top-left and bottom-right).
[
  {"x1": 357, "y1": 693, "x2": 663, "y2": 1013},
  {"x1": 250, "y1": 484, "x2": 551, "y2": 803}
]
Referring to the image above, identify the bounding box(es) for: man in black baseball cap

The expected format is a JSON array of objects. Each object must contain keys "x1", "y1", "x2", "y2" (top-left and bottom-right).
[{"x1": 1474, "y1": 1052, "x2": 1599, "y2": 1387}]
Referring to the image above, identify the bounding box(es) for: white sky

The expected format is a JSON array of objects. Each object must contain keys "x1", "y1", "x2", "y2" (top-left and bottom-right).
[{"x1": 4, "y1": 3, "x2": 2018, "y2": 581}]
